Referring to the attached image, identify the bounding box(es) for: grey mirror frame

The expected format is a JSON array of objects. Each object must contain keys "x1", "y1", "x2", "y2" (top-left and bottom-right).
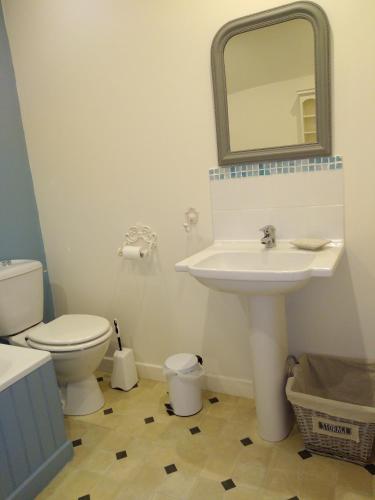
[{"x1": 211, "y1": 1, "x2": 331, "y2": 165}]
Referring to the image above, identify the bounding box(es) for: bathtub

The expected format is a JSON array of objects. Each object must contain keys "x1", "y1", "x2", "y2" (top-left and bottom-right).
[{"x1": 0, "y1": 344, "x2": 73, "y2": 500}]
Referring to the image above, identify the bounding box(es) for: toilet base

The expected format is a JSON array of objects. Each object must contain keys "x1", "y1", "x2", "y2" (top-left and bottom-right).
[{"x1": 60, "y1": 375, "x2": 104, "y2": 416}]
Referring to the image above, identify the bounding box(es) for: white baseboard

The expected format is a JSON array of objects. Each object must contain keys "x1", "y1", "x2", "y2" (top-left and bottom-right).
[{"x1": 100, "y1": 356, "x2": 253, "y2": 399}]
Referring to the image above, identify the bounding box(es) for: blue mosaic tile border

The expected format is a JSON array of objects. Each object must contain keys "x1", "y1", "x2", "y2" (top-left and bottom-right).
[{"x1": 209, "y1": 155, "x2": 343, "y2": 181}]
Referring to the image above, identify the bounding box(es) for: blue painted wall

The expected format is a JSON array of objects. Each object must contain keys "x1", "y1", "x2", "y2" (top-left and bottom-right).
[{"x1": 0, "y1": 6, "x2": 53, "y2": 321}]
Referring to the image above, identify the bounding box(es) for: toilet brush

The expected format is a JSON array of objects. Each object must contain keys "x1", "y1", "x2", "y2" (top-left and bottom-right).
[{"x1": 111, "y1": 319, "x2": 138, "y2": 391}]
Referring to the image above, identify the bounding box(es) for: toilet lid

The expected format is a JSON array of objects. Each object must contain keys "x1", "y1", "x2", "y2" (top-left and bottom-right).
[{"x1": 27, "y1": 315, "x2": 111, "y2": 346}]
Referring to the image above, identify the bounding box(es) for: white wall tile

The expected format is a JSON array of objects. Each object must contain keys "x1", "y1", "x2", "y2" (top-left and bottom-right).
[
  {"x1": 269, "y1": 205, "x2": 344, "y2": 239},
  {"x1": 213, "y1": 204, "x2": 344, "y2": 241},
  {"x1": 211, "y1": 170, "x2": 344, "y2": 211},
  {"x1": 211, "y1": 170, "x2": 344, "y2": 240},
  {"x1": 213, "y1": 208, "x2": 272, "y2": 240}
]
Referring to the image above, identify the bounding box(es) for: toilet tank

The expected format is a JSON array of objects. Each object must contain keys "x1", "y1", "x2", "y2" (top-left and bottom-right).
[{"x1": 0, "y1": 260, "x2": 44, "y2": 337}]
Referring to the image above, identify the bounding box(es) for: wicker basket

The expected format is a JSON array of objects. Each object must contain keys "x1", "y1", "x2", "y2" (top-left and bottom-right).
[
  {"x1": 293, "y1": 404, "x2": 375, "y2": 465},
  {"x1": 286, "y1": 354, "x2": 375, "y2": 465}
]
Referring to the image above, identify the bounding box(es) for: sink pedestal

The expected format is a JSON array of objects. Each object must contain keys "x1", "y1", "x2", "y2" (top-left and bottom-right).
[
  {"x1": 248, "y1": 295, "x2": 293, "y2": 441},
  {"x1": 175, "y1": 240, "x2": 344, "y2": 443}
]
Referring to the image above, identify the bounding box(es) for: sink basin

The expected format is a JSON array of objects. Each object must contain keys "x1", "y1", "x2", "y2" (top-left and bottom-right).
[
  {"x1": 176, "y1": 241, "x2": 343, "y2": 295},
  {"x1": 176, "y1": 239, "x2": 344, "y2": 442}
]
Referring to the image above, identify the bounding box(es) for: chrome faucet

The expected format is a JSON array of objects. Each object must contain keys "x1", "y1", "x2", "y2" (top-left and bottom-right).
[{"x1": 259, "y1": 225, "x2": 276, "y2": 248}]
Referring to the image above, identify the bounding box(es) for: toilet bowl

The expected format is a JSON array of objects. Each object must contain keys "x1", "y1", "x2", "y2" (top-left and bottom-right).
[
  {"x1": 9, "y1": 315, "x2": 112, "y2": 415},
  {"x1": 0, "y1": 260, "x2": 112, "y2": 416}
]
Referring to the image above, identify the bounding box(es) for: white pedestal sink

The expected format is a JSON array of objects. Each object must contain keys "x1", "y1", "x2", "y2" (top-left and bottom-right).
[{"x1": 176, "y1": 240, "x2": 344, "y2": 442}]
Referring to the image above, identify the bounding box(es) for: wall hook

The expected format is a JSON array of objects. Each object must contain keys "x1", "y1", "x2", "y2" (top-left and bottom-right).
[{"x1": 183, "y1": 208, "x2": 199, "y2": 232}]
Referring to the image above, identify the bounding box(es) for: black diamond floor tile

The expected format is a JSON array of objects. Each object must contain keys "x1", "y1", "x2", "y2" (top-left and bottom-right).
[
  {"x1": 72, "y1": 438, "x2": 82, "y2": 448},
  {"x1": 221, "y1": 478, "x2": 236, "y2": 491},
  {"x1": 298, "y1": 449, "x2": 312, "y2": 460},
  {"x1": 164, "y1": 463, "x2": 177, "y2": 474},
  {"x1": 144, "y1": 416, "x2": 155, "y2": 424},
  {"x1": 189, "y1": 426, "x2": 201, "y2": 435},
  {"x1": 209, "y1": 397, "x2": 219, "y2": 404},
  {"x1": 103, "y1": 408, "x2": 113, "y2": 415},
  {"x1": 96, "y1": 376, "x2": 104, "y2": 382},
  {"x1": 78, "y1": 495, "x2": 90, "y2": 500},
  {"x1": 164, "y1": 403, "x2": 173, "y2": 410},
  {"x1": 287, "y1": 497, "x2": 299, "y2": 500},
  {"x1": 166, "y1": 409, "x2": 175, "y2": 416},
  {"x1": 240, "y1": 437, "x2": 253, "y2": 446},
  {"x1": 116, "y1": 450, "x2": 127, "y2": 460}
]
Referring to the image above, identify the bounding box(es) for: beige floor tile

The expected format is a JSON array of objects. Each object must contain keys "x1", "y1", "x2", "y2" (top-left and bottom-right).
[
  {"x1": 299, "y1": 453, "x2": 338, "y2": 483},
  {"x1": 69, "y1": 409, "x2": 129, "y2": 430},
  {"x1": 299, "y1": 472, "x2": 336, "y2": 500},
  {"x1": 202, "y1": 390, "x2": 238, "y2": 404},
  {"x1": 198, "y1": 414, "x2": 227, "y2": 436},
  {"x1": 231, "y1": 402, "x2": 257, "y2": 425},
  {"x1": 69, "y1": 442, "x2": 97, "y2": 467},
  {"x1": 335, "y1": 460, "x2": 374, "y2": 498},
  {"x1": 219, "y1": 419, "x2": 254, "y2": 442},
  {"x1": 231, "y1": 461, "x2": 267, "y2": 489},
  {"x1": 79, "y1": 447, "x2": 116, "y2": 474},
  {"x1": 89, "y1": 475, "x2": 124, "y2": 500},
  {"x1": 122, "y1": 435, "x2": 159, "y2": 461},
  {"x1": 268, "y1": 446, "x2": 304, "y2": 475},
  {"x1": 78, "y1": 422, "x2": 112, "y2": 449},
  {"x1": 275, "y1": 425, "x2": 304, "y2": 453},
  {"x1": 155, "y1": 463, "x2": 198, "y2": 499},
  {"x1": 201, "y1": 438, "x2": 242, "y2": 478},
  {"x1": 64, "y1": 417, "x2": 89, "y2": 441},
  {"x1": 98, "y1": 428, "x2": 135, "y2": 454},
  {"x1": 114, "y1": 484, "x2": 154, "y2": 500},
  {"x1": 334, "y1": 489, "x2": 375, "y2": 500},
  {"x1": 138, "y1": 418, "x2": 171, "y2": 441},
  {"x1": 114, "y1": 462, "x2": 166, "y2": 499},
  {"x1": 262, "y1": 469, "x2": 301, "y2": 498},
  {"x1": 36, "y1": 374, "x2": 375, "y2": 500},
  {"x1": 152, "y1": 492, "x2": 180, "y2": 500},
  {"x1": 173, "y1": 435, "x2": 209, "y2": 470},
  {"x1": 236, "y1": 443, "x2": 273, "y2": 468},
  {"x1": 222, "y1": 484, "x2": 262, "y2": 500},
  {"x1": 206, "y1": 401, "x2": 237, "y2": 420},
  {"x1": 187, "y1": 476, "x2": 224, "y2": 500},
  {"x1": 52, "y1": 469, "x2": 102, "y2": 499},
  {"x1": 105, "y1": 456, "x2": 144, "y2": 483}
]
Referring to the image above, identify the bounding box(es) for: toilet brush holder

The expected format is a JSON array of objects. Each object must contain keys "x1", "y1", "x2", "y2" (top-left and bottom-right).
[{"x1": 111, "y1": 349, "x2": 138, "y2": 391}]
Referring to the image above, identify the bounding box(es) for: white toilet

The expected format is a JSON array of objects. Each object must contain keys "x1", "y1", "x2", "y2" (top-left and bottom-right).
[{"x1": 0, "y1": 259, "x2": 112, "y2": 416}]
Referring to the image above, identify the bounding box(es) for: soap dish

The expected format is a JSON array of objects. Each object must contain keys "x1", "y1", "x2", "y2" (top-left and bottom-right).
[{"x1": 291, "y1": 238, "x2": 331, "y2": 251}]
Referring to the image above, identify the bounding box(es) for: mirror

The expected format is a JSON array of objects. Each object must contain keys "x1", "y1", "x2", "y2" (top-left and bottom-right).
[{"x1": 211, "y1": 2, "x2": 331, "y2": 165}]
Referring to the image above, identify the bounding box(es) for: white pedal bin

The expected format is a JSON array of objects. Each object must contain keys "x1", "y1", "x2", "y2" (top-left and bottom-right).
[{"x1": 164, "y1": 353, "x2": 204, "y2": 416}]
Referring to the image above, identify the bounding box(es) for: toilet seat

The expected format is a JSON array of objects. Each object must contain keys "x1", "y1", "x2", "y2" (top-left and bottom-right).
[{"x1": 26, "y1": 314, "x2": 112, "y2": 352}]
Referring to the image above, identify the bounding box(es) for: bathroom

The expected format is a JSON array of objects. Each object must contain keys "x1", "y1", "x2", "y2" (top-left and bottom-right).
[{"x1": 0, "y1": 0, "x2": 375, "y2": 498}]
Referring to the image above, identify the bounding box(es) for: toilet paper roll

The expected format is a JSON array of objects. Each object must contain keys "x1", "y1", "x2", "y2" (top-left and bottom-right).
[{"x1": 121, "y1": 246, "x2": 146, "y2": 259}]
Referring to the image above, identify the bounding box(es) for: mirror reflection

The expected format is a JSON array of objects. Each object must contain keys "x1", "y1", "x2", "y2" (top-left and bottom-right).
[{"x1": 224, "y1": 19, "x2": 316, "y2": 152}]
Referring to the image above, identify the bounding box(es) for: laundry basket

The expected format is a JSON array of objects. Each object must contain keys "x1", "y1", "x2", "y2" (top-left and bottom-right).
[{"x1": 286, "y1": 354, "x2": 375, "y2": 465}]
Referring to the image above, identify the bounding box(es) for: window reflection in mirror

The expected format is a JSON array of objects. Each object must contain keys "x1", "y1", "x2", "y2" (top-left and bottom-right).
[{"x1": 224, "y1": 19, "x2": 316, "y2": 152}]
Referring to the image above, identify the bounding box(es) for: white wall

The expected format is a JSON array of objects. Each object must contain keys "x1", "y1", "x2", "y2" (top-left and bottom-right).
[{"x1": 2, "y1": 0, "x2": 375, "y2": 394}]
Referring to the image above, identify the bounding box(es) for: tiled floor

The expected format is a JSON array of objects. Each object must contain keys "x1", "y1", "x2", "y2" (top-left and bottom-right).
[{"x1": 37, "y1": 373, "x2": 375, "y2": 500}]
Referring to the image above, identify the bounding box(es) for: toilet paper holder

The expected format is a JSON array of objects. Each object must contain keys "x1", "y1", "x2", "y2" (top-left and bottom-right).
[{"x1": 117, "y1": 224, "x2": 158, "y2": 258}]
